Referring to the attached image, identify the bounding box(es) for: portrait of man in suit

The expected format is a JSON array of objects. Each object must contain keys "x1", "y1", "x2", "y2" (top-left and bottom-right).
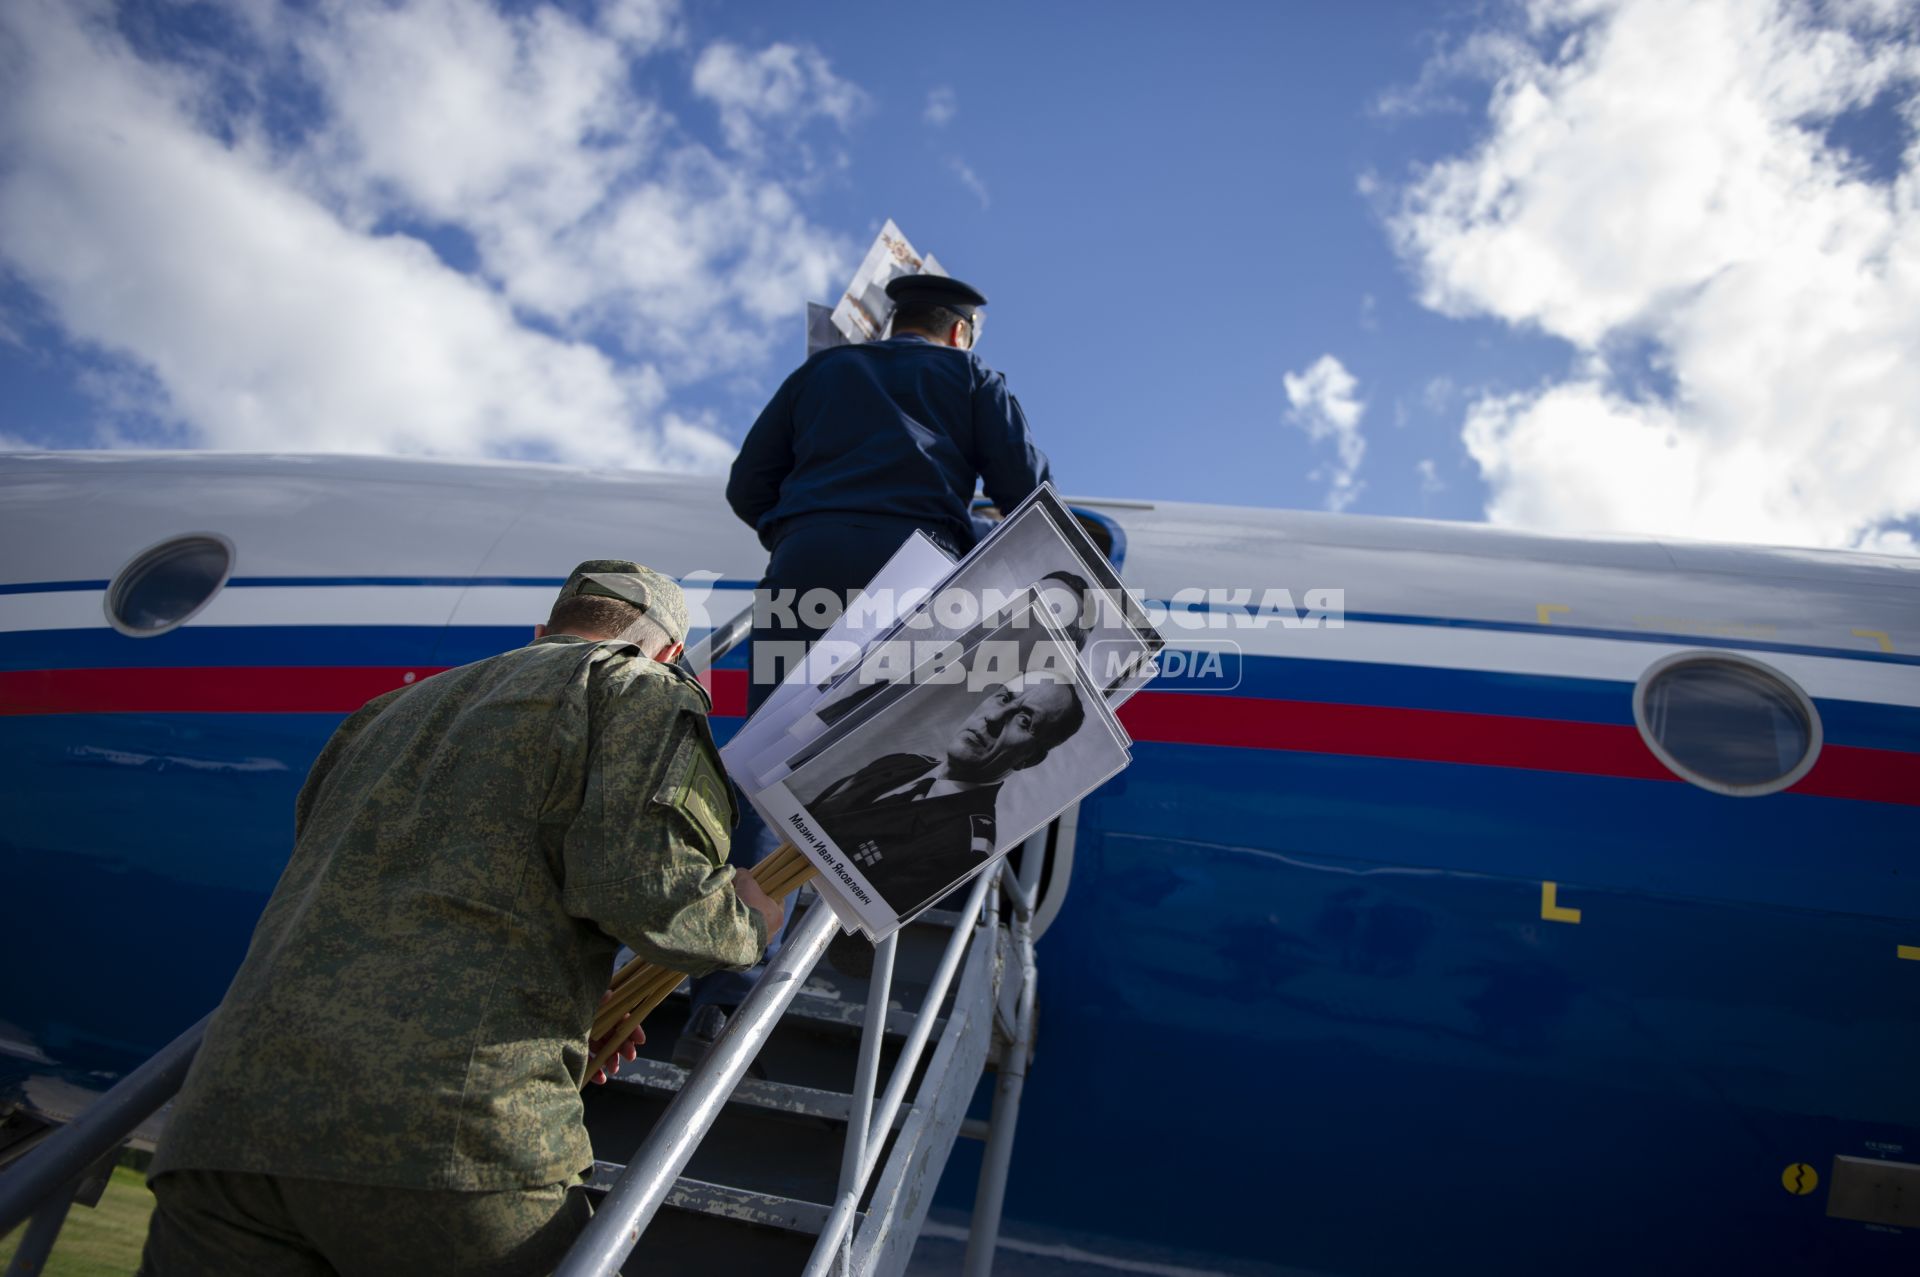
[{"x1": 805, "y1": 672, "x2": 1086, "y2": 917}]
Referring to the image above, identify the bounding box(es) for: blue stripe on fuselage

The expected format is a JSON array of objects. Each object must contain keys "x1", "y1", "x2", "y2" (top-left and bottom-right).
[
  {"x1": 4, "y1": 625, "x2": 1916, "y2": 752},
  {"x1": 0, "y1": 625, "x2": 458, "y2": 670},
  {"x1": 5, "y1": 572, "x2": 1911, "y2": 665}
]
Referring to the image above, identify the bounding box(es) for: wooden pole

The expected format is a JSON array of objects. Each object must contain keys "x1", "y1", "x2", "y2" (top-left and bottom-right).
[{"x1": 583, "y1": 846, "x2": 824, "y2": 1083}]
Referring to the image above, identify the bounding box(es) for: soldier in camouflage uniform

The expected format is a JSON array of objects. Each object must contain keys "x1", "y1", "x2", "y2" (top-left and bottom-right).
[{"x1": 138, "y1": 560, "x2": 782, "y2": 1276}]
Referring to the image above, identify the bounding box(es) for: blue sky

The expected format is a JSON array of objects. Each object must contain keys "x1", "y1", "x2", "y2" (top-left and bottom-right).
[{"x1": 3, "y1": 0, "x2": 1917, "y2": 552}]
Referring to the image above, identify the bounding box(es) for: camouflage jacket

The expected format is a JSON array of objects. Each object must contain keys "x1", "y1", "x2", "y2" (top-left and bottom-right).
[{"x1": 152, "y1": 635, "x2": 764, "y2": 1191}]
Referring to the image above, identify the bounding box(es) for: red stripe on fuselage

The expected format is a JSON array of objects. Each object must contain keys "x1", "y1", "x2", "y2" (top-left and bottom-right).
[
  {"x1": 1118, "y1": 692, "x2": 1674, "y2": 780},
  {"x1": 4, "y1": 667, "x2": 1915, "y2": 805},
  {"x1": 0, "y1": 666, "x2": 446, "y2": 715},
  {"x1": 0, "y1": 666, "x2": 748, "y2": 718},
  {"x1": 1794, "y1": 743, "x2": 1920, "y2": 806},
  {"x1": 710, "y1": 668, "x2": 748, "y2": 718},
  {"x1": 1115, "y1": 692, "x2": 1919, "y2": 806}
]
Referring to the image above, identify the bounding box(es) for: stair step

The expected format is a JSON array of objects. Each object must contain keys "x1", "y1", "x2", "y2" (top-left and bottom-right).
[
  {"x1": 602, "y1": 969, "x2": 951, "y2": 1097},
  {"x1": 584, "y1": 1164, "x2": 844, "y2": 1237},
  {"x1": 581, "y1": 1166, "x2": 841, "y2": 1273},
  {"x1": 576, "y1": 901, "x2": 995, "y2": 1272},
  {"x1": 603, "y1": 1057, "x2": 913, "y2": 1131},
  {"x1": 783, "y1": 986, "x2": 938, "y2": 1039},
  {"x1": 633, "y1": 977, "x2": 932, "y2": 1042},
  {"x1": 582, "y1": 1074, "x2": 905, "y2": 1208}
]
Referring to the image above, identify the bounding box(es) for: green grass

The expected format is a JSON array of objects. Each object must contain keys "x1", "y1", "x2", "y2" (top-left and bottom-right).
[{"x1": 0, "y1": 1165, "x2": 155, "y2": 1277}]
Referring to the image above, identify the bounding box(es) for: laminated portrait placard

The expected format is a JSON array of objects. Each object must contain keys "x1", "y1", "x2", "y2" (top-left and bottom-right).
[
  {"x1": 722, "y1": 530, "x2": 955, "y2": 793},
  {"x1": 751, "y1": 595, "x2": 1131, "y2": 941},
  {"x1": 1011, "y1": 485, "x2": 1164, "y2": 697},
  {"x1": 793, "y1": 485, "x2": 1163, "y2": 750},
  {"x1": 825, "y1": 219, "x2": 947, "y2": 346}
]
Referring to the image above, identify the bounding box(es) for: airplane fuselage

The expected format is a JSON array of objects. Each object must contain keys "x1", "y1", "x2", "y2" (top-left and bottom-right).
[{"x1": 3, "y1": 452, "x2": 1916, "y2": 1274}]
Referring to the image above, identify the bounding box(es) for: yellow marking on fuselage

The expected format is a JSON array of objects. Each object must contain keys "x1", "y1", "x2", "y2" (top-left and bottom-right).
[
  {"x1": 1898, "y1": 945, "x2": 1920, "y2": 962},
  {"x1": 1540, "y1": 881, "x2": 1582, "y2": 924},
  {"x1": 1782, "y1": 1163, "x2": 1819, "y2": 1195},
  {"x1": 1537, "y1": 604, "x2": 1570, "y2": 626},
  {"x1": 1852, "y1": 628, "x2": 1895, "y2": 653}
]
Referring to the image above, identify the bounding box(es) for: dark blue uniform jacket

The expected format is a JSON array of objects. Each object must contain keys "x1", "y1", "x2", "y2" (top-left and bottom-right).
[{"x1": 726, "y1": 336, "x2": 1051, "y2": 554}]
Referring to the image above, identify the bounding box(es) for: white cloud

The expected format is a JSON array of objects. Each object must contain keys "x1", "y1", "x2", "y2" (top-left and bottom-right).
[
  {"x1": 0, "y1": 0, "x2": 857, "y2": 469},
  {"x1": 601, "y1": 0, "x2": 681, "y2": 51},
  {"x1": 292, "y1": 0, "x2": 652, "y2": 231},
  {"x1": 1372, "y1": 30, "x2": 1536, "y2": 120},
  {"x1": 924, "y1": 86, "x2": 957, "y2": 126},
  {"x1": 691, "y1": 39, "x2": 866, "y2": 155},
  {"x1": 949, "y1": 157, "x2": 991, "y2": 209},
  {"x1": 1858, "y1": 526, "x2": 1919, "y2": 554},
  {"x1": 1417, "y1": 458, "x2": 1445, "y2": 494},
  {"x1": 1389, "y1": 0, "x2": 1920, "y2": 552},
  {"x1": 1283, "y1": 354, "x2": 1367, "y2": 512},
  {"x1": 289, "y1": 3, "x2": 848, "y2": 371}
]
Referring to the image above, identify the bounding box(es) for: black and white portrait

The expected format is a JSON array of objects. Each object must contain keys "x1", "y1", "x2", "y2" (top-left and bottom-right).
[
  {"x1": 758, "y1": 603, "x2": 1131, "y2": 939},
  {"x1": 795, "y1": 486, "x2": 1161, "y2": 746}
]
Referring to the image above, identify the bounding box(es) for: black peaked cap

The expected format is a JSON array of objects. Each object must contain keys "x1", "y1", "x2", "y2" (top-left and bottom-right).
[{"x1": 884, "y1": 273, "x2": 987, "y2": 313}]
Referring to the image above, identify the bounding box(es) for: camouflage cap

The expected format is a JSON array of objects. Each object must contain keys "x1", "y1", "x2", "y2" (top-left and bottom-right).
[{"x1": 556, "y1": 560, "x2": 688, "y2": 647}]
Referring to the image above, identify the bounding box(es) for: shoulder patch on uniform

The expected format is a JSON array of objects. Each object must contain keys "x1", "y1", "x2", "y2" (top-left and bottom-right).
[
  {"x1": 652, "y1": 719, "x2": 735, "y2": 856},
  {"x1": 969, "y1": 813, "x2": 996, "y2": 856}
]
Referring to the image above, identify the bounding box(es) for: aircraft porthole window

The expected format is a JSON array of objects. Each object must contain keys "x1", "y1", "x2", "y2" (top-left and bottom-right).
[
  {"x1": 1631, "y1": 652, "x2": 1822, "y2": 797},
  {"x1": 106, "y1": 534, "x2": 235, "y2": 637}
]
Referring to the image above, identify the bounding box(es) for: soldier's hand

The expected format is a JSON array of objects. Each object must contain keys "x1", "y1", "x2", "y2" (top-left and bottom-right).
[
  {"x1": 736, "y1": 872, "x2": 785, "y2": 945},
  {"x1": 587, "y1": 994, "x2": 646, "y2": 1086}
]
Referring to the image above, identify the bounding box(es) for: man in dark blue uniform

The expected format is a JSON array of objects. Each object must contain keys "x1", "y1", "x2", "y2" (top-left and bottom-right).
[
  {"x1": 808, "y1": 674, "x2": 1085, "y2": 922},
  {"x1": 726, "y1": 273, "x2": 1051, "y2": 632},
  {"x1": 683, "y1": 274, "x2": 1053, "y2": 1059}
]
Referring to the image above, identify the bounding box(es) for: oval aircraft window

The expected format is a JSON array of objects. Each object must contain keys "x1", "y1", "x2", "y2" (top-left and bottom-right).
[
  {"x1": 106, "y1": 534, "x2": 234, "y2": 637},
  {"x1": 1632, "y1": 652, "x2": 1822, "y2": 797}
]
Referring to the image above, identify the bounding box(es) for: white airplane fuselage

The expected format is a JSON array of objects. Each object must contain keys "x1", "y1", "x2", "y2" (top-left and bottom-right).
[{"x1": 2, "y1": 451, "x2": 1916, "y2": 1274}]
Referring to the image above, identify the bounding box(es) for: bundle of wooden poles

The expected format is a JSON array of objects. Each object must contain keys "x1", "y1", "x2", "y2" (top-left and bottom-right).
[{"x1": 583, "y1": 842, "x2": 820, "y2": 1085}]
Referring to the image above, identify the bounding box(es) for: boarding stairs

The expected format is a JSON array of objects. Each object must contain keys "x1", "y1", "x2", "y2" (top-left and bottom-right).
[
  {"x1": 567, "y1": 849, "x2": 1043, "y2": 1276},
  {"x1": 561, "y1": 599, "x2": 1051, "y2": 1275},
  {"x1": 0, "y1": 604, "x2": 1053, "y2": 1277}
]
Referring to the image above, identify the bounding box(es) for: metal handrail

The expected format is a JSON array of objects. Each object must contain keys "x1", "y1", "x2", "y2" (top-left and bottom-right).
[
  {"x1": 835, "y1": 932, "x2": 898, "y2": 1235},
  {"x1": 0, "y1": 1012, "x2": 210, "y2": 1238},
  {"x1": 801, "y1": 866, "x2": 1000, "y2": 1277},
  {"x1": 961, "y1": 834, "x2": 1049, "y2": 1276},
  {"x1": 784, "y1": 818, "x2": 1052, "y2": 1277},
  {"x1": 0, "y1": 600, "x2": 764, "y2": 1243},
  {"x1": 565, "y1": 861, "x2": 1004, "y2": 1277},
  {"x1": 555, "y1": 901, "x2": 839, "y2": 1277},
  {"x1": 681, "y1": 598, "x2": 756, "y2": 674},
  {"x1": 562, "y1": 737, "x2": 1046, "y2": 1276}
]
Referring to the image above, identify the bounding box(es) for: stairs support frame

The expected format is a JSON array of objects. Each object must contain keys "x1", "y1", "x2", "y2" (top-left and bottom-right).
[{"x1": 961, "y1": 837, "x2": 1045, "y2": 1277}]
